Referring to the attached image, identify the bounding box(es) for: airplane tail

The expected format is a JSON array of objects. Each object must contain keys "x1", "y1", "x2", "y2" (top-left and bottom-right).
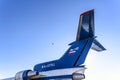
[
  {"x1": 59, "y1": 10, "x2": 106, "y2": 67},
  {"x1": 1, "y1": 10, "x2": 106, "y2": 80}
]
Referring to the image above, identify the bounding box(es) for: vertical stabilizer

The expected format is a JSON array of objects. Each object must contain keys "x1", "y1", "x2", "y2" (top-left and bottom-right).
[
  {"x1": 59, "y1": 10, "x2": 106, "y2": 67},
  {"x1": 59, "y1": 10, "x2": 95, "y2": 67},
  {"x1": 76, "y1": 9, "x2": 94, "y2": 41}
]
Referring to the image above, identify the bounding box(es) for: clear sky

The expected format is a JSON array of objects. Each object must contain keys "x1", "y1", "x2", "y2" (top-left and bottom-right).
[{"x1": 0, "y1": 0, "x2": 120, "y2": 80}]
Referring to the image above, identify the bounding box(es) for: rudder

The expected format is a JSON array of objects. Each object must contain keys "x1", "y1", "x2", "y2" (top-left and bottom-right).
[{"x1": 76, "y1": 9, "x2": 94, "y2": 41}]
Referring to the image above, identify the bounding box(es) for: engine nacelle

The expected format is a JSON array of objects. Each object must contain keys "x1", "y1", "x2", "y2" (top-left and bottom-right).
[
  {"x1": 72, "y1": 73, "x2": 85, "y2": 80},
  {"x1": 15, "y1": 70, "x2": 39, "y2": 80}
]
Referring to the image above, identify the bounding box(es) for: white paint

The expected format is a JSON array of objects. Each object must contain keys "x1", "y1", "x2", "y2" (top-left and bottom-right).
[{"x1": 39, "y1": 67, "x2": 86, "y2": 77}]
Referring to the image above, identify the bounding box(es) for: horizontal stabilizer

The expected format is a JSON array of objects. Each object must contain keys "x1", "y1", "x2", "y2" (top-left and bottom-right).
[{"x1": 91, "y1": 39, "x2": 106, "y2": 51}]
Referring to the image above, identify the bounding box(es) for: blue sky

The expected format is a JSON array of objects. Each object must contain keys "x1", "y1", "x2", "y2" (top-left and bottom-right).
[{"x1": 0, "y1": 0, "x2": 120, "y2": 79}]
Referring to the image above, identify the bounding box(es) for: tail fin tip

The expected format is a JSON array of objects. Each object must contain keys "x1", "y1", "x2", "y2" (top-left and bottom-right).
[{"x1": 81, "y1": 9, "x2": 94, "y2": 16}]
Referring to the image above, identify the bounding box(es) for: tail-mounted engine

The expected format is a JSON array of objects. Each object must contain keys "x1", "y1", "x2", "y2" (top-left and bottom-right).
[
  {"x1": 15, "y1": 70, "x2": 39, "y2": 80},
  {"x1": 72, "y1": 73, "x2": 85, "y2": 80}
]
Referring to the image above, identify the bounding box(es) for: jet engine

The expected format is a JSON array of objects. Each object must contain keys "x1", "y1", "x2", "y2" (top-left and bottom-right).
[
  {"x1": 72, "y1": 73, "x2": 85, "y2": 80},
  {"x1": 15, "y1": 70, "x2": 39, "y2": 80}
]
